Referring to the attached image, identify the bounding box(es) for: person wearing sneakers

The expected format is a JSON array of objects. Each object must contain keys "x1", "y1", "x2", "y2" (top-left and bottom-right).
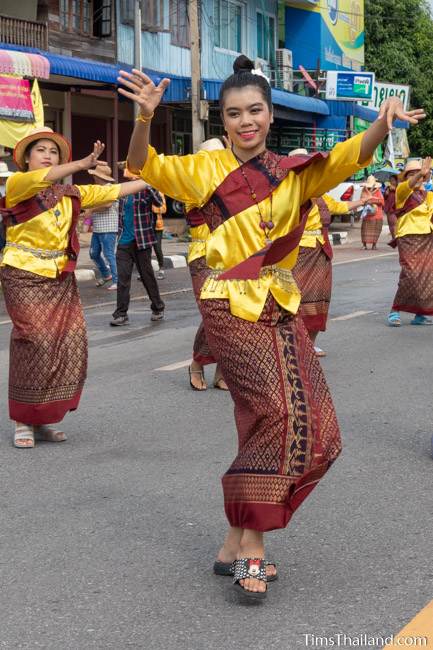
[
  {"x1": 110, "y1": 173, "x2": 165, "y2": 326},
  {"x1": 152, "y1": 190, "x2": 166, "y2": 280},
  {"x1": 0, "y1": 127, "x2": 151, "y2": 449},
  {"x1": 388, "y1": 156, "x2": 433, "y2": 327},
  {"x1": 86, "y1": 163, "x2": 119, "y2": 291}
]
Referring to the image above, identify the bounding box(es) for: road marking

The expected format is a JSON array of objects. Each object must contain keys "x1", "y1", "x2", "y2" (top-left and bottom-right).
[
  {"x1": 334, "y1": 251, "x2": 397, "y2": 266},
  {"x1": 330, "y1": 310, "x2": 373, "y2": 321},
  {"x1": 154, "y1": 359, "x2": 192, "y2": 371},
  {"x1": 0, "y1": 287, "x2": 193, "y2": 326},
  {"x1": 385, "y1": 598, "x2": 433, "y2": 648}
]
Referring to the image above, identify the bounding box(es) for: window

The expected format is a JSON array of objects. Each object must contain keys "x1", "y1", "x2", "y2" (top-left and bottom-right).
[
  {"x1": 59, "y1": 0, "x2": 112, "y2": 37},
  {"x1": 120, "y1": 0, "x2": 165, "y2": 31},
  {"x1": 143, "y1": 0, "x2": 164, "y2": 31},
  {"x1": 60, "y1": 0, "x2": 93, "y2": 35},
  {"x1": 170, "y1": 0, "x2": 190, "y2": 48},
  {"x1": 214, "y1": 0, "x2": 243, "y2": 54},
  {"x1": 257, "y1": 12, "x2": 276, "y2": 62},
  {"x1": 93, "y1": 0, "x2": 112, "y2": 37}
]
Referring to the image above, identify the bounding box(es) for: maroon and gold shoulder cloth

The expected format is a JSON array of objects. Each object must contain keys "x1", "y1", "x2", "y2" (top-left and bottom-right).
[
  {"x1": 0, "y1": 184, "x2": 82, "y2": 273},
  {"x1": 187, "y1": 150, "x2": 328, "y2": 280}
]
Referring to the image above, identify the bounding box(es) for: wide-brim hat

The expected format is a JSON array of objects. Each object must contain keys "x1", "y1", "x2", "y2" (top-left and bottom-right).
[
  {"x1": 398, "y1": 159, "x2": 423, "y2": 181},
  {"x1": 361, "y1": 175, "x2": 381, "y2": 190},
  {"x1": 288, "y1": 148, "x2": 308, "y2": 157},
  {"x1": 88, "y1": 162, "x2": 115, "y2": 182},
  {"x1": 13, "y1": 127, "x2": 71, "y2": 171}
]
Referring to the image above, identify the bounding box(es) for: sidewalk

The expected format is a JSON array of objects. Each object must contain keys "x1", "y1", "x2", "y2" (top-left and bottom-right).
[{"x1": 76, "y1": 222, "x2": 396, "y2": 281}]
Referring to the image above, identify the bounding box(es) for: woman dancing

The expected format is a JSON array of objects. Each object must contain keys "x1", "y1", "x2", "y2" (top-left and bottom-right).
[
  {"x1": 0, "y1": 127, "x2": 150, "y2": 448},
  {"x1": 118, "y1": 57, "x2": 424, "y2": 599}
]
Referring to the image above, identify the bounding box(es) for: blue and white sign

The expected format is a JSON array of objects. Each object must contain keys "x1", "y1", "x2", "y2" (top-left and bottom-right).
[{"x1": 326, "y1": 70, "x2": 375, "y2": 101}]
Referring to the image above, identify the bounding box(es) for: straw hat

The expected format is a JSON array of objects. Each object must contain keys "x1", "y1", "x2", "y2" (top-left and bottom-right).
[
  {"x1": 199, "y1": 138, "x2": 225, "y2": 152},
  {"x1": 398, "y1": 159, "x2": 423, "y2": 181},
  {"x1": 361, "y1": 175, "x2": 381, "y2": 190},
  {"x1": 0, "y1": 161, "x2": 12, "y2": 178},
  {"x1": 13, "y1": 127, "x2": 71, "y2": 171},
  {"x1": 88, "y1": 162, "x2": 115, "y2": 182},
  {"x1": 288, "y1": 148, "x2": 308, "y2": 157}
]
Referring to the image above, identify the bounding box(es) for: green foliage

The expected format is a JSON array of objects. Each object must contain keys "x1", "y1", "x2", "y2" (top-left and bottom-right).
[{"x1": 365, "y1": 0, "x2": 433, "y2": 155}]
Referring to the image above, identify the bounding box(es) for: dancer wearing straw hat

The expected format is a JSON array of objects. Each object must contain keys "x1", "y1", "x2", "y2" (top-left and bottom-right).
[
  {"x1": 0, "y1": 127, "x2": 152, "y2": 448},
  {"x1": 388, "y1": 157, "x2": 433, "y2": 327},
  {"x1": 360, "y1": 175, "x2": 384, "y2": 250}
]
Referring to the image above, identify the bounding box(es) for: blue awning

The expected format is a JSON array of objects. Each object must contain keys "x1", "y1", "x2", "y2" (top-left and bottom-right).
[
  {"x1": 326, "y1": 99, "x2": 408, "y2": 129},
  {"x1": 271, "y1": 88, "x2": 329, "y2": 115}
]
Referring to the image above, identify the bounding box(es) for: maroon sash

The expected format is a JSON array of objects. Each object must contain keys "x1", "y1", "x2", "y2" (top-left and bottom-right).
[
  {"x1": 0, "y1": 184, "x2": 82, "y2": 273},
  {"x1": 187, "y1": 149, "x2": 328, "y2": 280},
  {"x1": 314, "y1": 197, "x2": 333, "y2": 259},
  {"x1": 388, "y1": 189, "x2": 427, "y2": 249}
]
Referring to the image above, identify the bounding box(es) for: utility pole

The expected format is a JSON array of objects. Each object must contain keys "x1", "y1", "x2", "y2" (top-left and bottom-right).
[
  {"x1": 133, "y1": 0, "x2": 142, "y2": 119},
  {"x1": 189, "y1": 0, "x2": 205, "y2": 151}
]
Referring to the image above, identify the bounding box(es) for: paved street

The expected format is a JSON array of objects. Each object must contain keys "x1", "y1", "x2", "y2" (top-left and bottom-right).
[{"x1": 1, "y1": 246, "x2": 433, "y2": 649}]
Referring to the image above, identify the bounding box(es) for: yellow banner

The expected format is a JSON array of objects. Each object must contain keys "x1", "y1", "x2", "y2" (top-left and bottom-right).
[{"x1": 0, "y1": 78, "x2": 44, "y2": 150}]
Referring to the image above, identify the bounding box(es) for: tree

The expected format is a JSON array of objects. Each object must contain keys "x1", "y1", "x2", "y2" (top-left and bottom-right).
[{"x1": 364, "y1": 0, "x2": 433, "y2": 156}]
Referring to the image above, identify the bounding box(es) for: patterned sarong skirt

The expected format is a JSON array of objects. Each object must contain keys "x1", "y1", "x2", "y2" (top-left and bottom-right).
[
  {"x1": 361, "y1": 218, "x2": 383, "y2": 245},
  {"x1": 392, "y1": 233, "x2": 433, "y2": 315},
  {"x1": 190, "y1": 257, "x2": 341, "y2": 532},
  {"x1": 292, "y1": 243, "x2": 332, "y2": 333},
  {"x1": 0, "y1": 266, "x2": 87, "y2": 424}
]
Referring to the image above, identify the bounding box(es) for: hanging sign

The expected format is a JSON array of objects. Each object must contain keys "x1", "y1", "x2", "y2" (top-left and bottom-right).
[
  {"x1": 325, "y1": 71, "x2": 375, "y2": 101},
  {"x1": 0, "y1": 76, "x2": 35, "y2": 122}
]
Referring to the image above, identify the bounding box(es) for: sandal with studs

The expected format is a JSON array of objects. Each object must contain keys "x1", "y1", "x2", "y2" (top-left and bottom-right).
[
  {"x1": 213, "y1": 559, "x2": 278, "y2": 581},
  {"x1": 232, "y1": 558, "x2": 268, "y2": 600}
]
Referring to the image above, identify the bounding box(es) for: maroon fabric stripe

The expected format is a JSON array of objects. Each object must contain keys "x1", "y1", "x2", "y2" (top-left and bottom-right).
[
  {"x1": 186, "y1": 207, "x2": 206, "y2": 226},
  {"x1": 395, "y1": 190, "x2": 427, "y2": 219},
  {"x1": 218, "y1": 200, "x2": 312, "y2": 280},
  {"x1": 9, "y1": 392, "x2": 82, "y2": 426}
]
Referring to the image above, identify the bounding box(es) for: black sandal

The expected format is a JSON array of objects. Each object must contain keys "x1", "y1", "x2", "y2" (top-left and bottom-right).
[
  {"x1": 213, "y1": 559, "x2": 277, "y2": 581},
  {"x1": 188, "y1": 366, "x2": 207, "y2": 391},
  {"x1": 232, "y1": 558, "x2": 267, "y2": 600}
]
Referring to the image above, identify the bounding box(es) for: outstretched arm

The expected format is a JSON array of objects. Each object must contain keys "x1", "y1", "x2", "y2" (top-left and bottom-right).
[
  {"x1": 117, "y1": 69, "x2": 170, "y2": 173},
  {"x1": 359, "y1": 98, "x2": 425, "y2": 164},
  {"x1": 408, "y1": 157, "x2": 432, "y2": 189},
  {"x1": 45, "y1": 141, "x2": 105, "y2": 182}
]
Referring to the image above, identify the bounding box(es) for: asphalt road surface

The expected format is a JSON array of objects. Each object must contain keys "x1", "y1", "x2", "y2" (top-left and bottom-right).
[{"x1": 1, "y1": 252, "x2": 432, "y2": 650}]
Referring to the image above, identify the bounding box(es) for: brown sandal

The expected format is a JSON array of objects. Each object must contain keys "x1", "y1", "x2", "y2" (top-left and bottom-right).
[
  {"x1": 213, "y1": 376, "x2": 229, "y2": 391},
  {"x1": 188, "y1": 366, "x2": 207, "y2": 391}
]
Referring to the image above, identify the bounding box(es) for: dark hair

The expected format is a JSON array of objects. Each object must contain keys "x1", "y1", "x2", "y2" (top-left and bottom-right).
[{"x1": 219, "y1": 55, "x2": 272, "y2": 110}]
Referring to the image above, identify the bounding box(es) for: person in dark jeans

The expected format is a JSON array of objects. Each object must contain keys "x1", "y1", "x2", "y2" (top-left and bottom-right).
[{"x1": 110, "y1": 186, "x2": 165, "y2": 326}]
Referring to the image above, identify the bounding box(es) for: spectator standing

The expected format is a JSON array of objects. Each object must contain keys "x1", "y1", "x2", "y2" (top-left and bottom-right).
[
  {"x1": 152, "y1": 191, "x2": 166, "y2": 279},
  {"x1": 87, "y1": 163, "x2": 119, "y2": 290},
  {"x1": 110, "y1": 177, "x2": 165, "y2": 326}
]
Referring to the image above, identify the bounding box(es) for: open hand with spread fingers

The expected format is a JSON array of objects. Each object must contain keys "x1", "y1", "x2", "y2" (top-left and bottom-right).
[
  {"x1": 80, "y1": 140, "x2": 105, "y2": 171},
  {"x1": 378, "y1": 97, "x2": 426, "y2": 131},
  {"x1": 420, "y1": 156, "x2": 432, "y2": 181},
  {"x1": 117, "y1": 69, "x2": 170, "y2": 118}
]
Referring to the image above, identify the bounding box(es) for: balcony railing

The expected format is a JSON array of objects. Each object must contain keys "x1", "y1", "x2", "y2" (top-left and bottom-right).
[{"x1": 0, "y1": 15, "x2": 48, "y2": 50}]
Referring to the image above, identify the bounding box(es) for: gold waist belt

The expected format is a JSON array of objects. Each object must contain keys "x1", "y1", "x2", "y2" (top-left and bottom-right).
[
  {"x1": 203, "y1": 265, "x2": 297, "y2": 295},
  {"x1": 4, "y1": 242, "x2": 67, "y2": 260},
  {"x1": 303, "y1": 229, "x2": 323, "y2": 237}
]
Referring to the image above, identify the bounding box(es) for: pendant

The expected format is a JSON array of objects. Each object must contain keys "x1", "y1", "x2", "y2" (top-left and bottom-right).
[
  {"x1": 259, "y1": 220, "x2": 274, "y2": 231},
  {"x1": 54, "y1": 209, "x2": 61, "y2": 217}
]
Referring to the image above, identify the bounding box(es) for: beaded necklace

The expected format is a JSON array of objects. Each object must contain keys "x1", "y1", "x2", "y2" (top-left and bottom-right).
[{"x1": 233, "y1": 150, "x2": 274, "y2": 242}]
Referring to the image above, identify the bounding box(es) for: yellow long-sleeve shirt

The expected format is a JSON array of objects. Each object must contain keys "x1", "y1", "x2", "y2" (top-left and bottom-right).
[
  {"x1": 137, "y1": 133, "x2": 369, "y2": 321},
  {"x1": 395, "y1": 181, "x2": 433, "y2": 238},
  {"x1": 300, "y1": 194, "x2": 352, "y2": 248},
  {"x1": 2, "y1": 167, "x2": 120, "y2": 277}
]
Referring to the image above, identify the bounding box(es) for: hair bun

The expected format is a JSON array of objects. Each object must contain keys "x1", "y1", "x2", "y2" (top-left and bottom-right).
[{"x1": 233, "y1": 55, "x2": 254, "y2": 74}]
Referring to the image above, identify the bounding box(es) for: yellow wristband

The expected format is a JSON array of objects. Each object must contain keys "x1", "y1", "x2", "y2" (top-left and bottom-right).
[{"x1": 136, "y1": 111, "x2": 154, "y2": 124}]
